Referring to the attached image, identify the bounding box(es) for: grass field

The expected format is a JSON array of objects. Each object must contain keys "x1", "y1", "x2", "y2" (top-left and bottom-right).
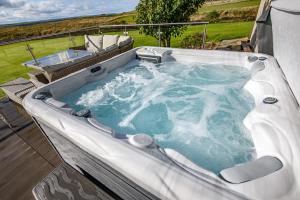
[
  {"x1": 0, "y1": 21, "x2": 254, "y2": 96},
  {"x1": 198, "y1": 0, "x2": 260, "y2": 13}
]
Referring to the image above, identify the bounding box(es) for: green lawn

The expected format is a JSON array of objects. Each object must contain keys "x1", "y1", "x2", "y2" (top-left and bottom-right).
[
  {"x1": 198, "y1": 0, "x2": 260, "y2": 13},
  {"x1": 0, "y1": 21, "x2": 254, "y2": 97},
  {"x1": 108, "y1": 21, "x2": 254, "y2": 47}
]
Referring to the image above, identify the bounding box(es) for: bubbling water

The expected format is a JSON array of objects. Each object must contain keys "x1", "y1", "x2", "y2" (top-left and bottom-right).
[{"x1": 61, "y1": 60, "x2": 255, "y2": 173}]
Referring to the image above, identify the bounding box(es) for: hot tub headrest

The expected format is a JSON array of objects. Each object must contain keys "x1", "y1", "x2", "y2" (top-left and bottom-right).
[
  {"x1": 219, "y1": 156, "x2": 283, "y2": 184},
  {"x1": 45, "y1": 97, "x2": 68, "y2": 108},
  {"x1": 44, "y1": 97, "x2": 75, "y2": 114}
]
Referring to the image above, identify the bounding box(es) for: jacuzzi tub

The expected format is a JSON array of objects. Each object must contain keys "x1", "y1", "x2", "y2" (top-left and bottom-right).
[{"x1": 23, "y1": 47, "x2": 300, "y2": 200}]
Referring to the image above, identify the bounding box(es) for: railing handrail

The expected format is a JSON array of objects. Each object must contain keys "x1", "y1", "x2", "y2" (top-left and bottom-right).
[
  {"x1": 96, "y1": 21, "x2": 209, "y2": 28},
  {"x1": 0, "y1": 21, "x2": 209, "y2": 46}
]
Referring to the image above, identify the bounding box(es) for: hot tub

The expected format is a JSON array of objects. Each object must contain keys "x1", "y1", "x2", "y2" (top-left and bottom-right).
[{"x1": 23, "y1": 47, "x2": 300, "y2": 200}]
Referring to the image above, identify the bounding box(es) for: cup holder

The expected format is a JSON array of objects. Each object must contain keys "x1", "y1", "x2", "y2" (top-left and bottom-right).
[{"x1": 263, "y1": 97, "x2": 278, "y2": 104}]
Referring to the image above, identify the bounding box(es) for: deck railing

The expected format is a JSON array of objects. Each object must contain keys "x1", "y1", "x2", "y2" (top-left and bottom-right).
[
  {"x1": 0, "y1": 21, "x2": 209, "y2": 46},
  {"x1": 0, "y1": 21, "x2": 209, "y2": 90}
]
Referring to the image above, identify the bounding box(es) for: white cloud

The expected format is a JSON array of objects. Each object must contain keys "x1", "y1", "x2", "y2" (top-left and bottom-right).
[
  {"x1": 0, "y1": 0, "x2": 24, "y2": 8},
  {"x1": 0, "y1": 10, "x2": 8, "y2": 17},
  {"x1": 0, "y1": 0, "x2": 139, "y2": 25},
  {"x1": 24, "y1": 1, "x2": 63, "y2": 14}
]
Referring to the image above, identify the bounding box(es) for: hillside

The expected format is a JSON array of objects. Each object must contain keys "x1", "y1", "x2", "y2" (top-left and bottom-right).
[{"x1": 0, "y1": 12, "x2": 136, "y2": 43}]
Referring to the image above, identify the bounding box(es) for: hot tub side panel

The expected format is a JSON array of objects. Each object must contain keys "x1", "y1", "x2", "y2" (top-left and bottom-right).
[
  {"x1": 34, "y1": 119, "x2": 161, "y2": 200},
  {"x1": 24, "y1": 48, "x2": 300, "y2": 200}
]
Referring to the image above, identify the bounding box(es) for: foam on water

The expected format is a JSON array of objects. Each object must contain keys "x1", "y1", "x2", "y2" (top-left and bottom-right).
[{"x1": 61, "y1": 60, "x2": 255, "y2": 173}]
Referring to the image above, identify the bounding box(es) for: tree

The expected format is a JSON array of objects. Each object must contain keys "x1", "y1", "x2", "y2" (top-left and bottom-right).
[{"x1": 136, "y1": 0, "x2": 205, "y2": 47}]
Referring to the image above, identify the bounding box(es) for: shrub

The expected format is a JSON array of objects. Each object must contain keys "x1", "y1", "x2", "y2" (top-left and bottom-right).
[
  {"x1": 181, "y1": 32, "x2": 204, "y2": 49},
  {"x1": 207, "y1": 10, "x2": 220, "y2": 20}
]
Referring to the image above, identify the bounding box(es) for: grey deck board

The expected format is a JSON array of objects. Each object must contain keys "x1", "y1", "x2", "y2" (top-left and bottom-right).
[
  {"x1": 0, "y1": 134, "x2": 55, "y2": 200},
  {"x1": 0, "y1": 78, "x2": 36, "y2": 105},
  {"x1": 0, "y1": 98, "x2": 32, "y2": 141},
  {"x1": 0, "y1": 120, "x2": 14, "y2": 141},
  {"x1": 16, "y1": 125, "x2": 62, "y2": 167}
]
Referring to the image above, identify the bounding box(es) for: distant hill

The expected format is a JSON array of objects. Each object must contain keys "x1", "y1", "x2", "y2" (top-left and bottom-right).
[
  {"x1": 0, "y1": 11, "x2": 136, "y2": 43},
  {"x1": 0, "y1": 13, "x2": 125, "y2": 28}
]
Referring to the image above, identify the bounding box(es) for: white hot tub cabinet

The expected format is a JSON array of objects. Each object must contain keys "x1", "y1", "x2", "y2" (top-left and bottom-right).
[{"x1": 23, "y1": 47, "x2": 300, "y2": 200}]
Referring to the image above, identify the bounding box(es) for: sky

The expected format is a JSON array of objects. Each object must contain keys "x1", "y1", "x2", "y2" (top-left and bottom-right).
[{"x1": 0, "y1": 0, "x2": 139, "y2": 25}]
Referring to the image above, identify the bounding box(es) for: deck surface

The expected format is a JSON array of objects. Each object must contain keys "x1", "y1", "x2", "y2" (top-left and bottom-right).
[
  {"x1": 0, "y1": 99, "x2": 119, "y2": 200},
  {"x1": 0, "y1": 98, "x2": 32, "y2": 141},
  {"x1": 0, "y1": 126, "x2": 61, "y2": 200}
]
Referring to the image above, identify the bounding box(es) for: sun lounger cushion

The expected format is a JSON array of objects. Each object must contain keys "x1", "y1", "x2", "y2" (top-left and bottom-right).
[
  {"x1": 85, "y1": 35, "x2": 103, "y2": 53},
  {"x1": 118, "y1": 36, "x2": 132, "y2": 47},
  {"x1": 102, "y1": 35, "x2": 119, "y2": 49},
  {"x1": 219, "y1": 156, "x2": 283, "y2": 184}
]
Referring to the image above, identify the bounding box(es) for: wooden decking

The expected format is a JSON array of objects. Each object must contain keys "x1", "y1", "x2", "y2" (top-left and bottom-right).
[
  {"x1": 0, "y1": 99, "x2": 119, "y2": 200},
  {"x1": 0, "y1": 97, "x2": 62, "y2": 200},
  {"x1": 0, "y1": 98, "x2": 32, "y2": 141}
]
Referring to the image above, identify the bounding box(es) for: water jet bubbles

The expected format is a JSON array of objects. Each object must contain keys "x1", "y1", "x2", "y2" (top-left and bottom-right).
[{"x1": 60, "y1": 59, "x2": 255, "y2": 174}]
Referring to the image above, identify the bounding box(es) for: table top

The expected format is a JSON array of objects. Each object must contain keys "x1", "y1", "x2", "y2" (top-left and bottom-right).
[{"x1": 23, "y1": 49, "x2": 94, "y2": 72}]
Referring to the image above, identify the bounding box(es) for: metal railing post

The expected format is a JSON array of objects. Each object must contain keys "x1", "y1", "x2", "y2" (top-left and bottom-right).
[
  {"x1": 69, "y1": 32, "x2": 76, "y2": 47},
  {"x1": 158, "y1": 25, "x2": 161, "y2": 47},
  {"x1": 124, "y1": 26, "x2": 128, "y2": 36},
  {"x1": 25, "y1": 44, "x2": 39, "y2": 66},
  {"x1": 202, "y1": 24, "x2": 207, "y2": 49}
]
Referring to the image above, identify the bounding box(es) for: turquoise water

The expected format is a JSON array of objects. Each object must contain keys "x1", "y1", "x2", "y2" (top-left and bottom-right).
[{"x1": 61, "y1": 60, "x2": 255, "y2": 173}]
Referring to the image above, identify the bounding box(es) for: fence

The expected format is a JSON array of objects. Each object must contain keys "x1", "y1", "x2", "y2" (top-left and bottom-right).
[{"x1": 0, "y1": 22, "x2": 209, "y2": 46}]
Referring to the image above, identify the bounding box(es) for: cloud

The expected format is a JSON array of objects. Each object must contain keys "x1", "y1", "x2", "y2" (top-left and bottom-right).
[
  {"x1": 24, "y1": 1, "x2": 63, "y2": 14},
  {"x1": 0, "y1": 0, "x2": 139, "y2": 25},
  {"x1": 0, "y1": 10, "x2": 8, "y2": 17},
  {"x1": 0, "y1": 0, "x2": 24, "y2": 8}
]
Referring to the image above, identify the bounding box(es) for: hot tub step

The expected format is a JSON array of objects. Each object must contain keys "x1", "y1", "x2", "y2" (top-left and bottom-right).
[{"x1": 32, "y1": 164, "x2": 117, "y2": 200}]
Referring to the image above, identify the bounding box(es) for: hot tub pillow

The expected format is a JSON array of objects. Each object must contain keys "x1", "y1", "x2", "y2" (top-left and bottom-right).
[
  {"x1": 85, "y1": 35, "x2": 103, "y2": 53},
  {"x1": 117, "y1": 36, "x2": 132, "y2": 47},
  {"x1": 219, "y1": 156, "x2": 283, "y2": 184}
]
